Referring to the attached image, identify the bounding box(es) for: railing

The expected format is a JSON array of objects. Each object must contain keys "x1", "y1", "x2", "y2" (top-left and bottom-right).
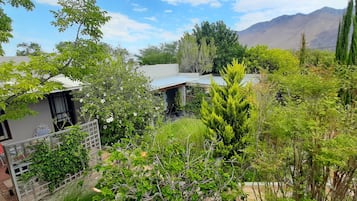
[{"x1": 3, "y1": 120, "x2": 101, "y2": 201}]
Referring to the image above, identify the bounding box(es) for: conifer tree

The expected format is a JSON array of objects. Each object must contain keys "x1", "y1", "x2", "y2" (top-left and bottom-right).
[
  {"x1": 201, "y1": 59, "x2": 252, "y2": 159},
  {"x1": 299, "y1": 33, "x2": 307, "y2": 67},
  {"x1": 348, "y1": 1, "x2": 357, "y2": 65},
  {"x1": 336, "y1": 0, "x2": 354, "y2": 64}
]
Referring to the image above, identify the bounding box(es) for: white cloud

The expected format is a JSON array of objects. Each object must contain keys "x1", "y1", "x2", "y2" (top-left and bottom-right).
[
  {"x1": 162, "y1": 0, "x2": 222, "y2": 7},
  {"x1": 233, "y1": 0, "x2": 348, "y2": 30},
  {"x1": 164, "y1": 9, "x2": 173, "y2": 13},
  {"x1": 133, "y1": 7, "x2": 148, "y2": 12},
  {"x1": 131, "y1": 3, "x2": 148, "y2": 12},
  {"x1": 36, "y1": 0, "x2": 58, "y2": 6},
  {"x1": 144, "y1": 16, "x2": 158, "y2": 22},
  {"x1": 101, "y1": 12, "x2": 185, "y2": 54},
  {"x1": 102, "y1": 12, "x2": 154, "y2": 42}
]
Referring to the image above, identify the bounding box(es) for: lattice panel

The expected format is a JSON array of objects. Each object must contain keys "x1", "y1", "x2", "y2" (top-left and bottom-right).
[{"x1": 3, "y1": 120, "x2": 101, "y2": 201}]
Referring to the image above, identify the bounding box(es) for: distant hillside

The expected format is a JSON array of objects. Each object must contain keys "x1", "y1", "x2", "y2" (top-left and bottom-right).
[{"x1": 238, "y1": 7, "x2": 345, "y2": 50}]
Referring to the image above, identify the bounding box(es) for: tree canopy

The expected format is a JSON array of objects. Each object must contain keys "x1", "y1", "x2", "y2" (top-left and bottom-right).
[
  {"x1": 16, "y1": 42, "x2": 43, "y2": 56},
  {"x1": 177, "y1": 33, "x2": 216, "y2": 74},
  {"x1": 0, "y1": 0, "x2": 110, "y2": 122},
  {"x1": 0, "y1": 0, "x2": 35, "y2": 55},
  {"x1": 136, "y1": 42, "x2": 178, "y2": 65},
  {"x1": 192, "y1": 21, "x2": 245, "y2": 73}
]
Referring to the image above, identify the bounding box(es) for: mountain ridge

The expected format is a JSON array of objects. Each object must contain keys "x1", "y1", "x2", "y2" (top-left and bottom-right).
[{"x1": 237, "y1": 7, "x2": 345, "y2": 50}]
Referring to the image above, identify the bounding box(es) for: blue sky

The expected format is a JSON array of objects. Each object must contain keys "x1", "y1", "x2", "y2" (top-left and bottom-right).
[{"x1": 3, "y1": 0, "x2": 348, "y2": 56}]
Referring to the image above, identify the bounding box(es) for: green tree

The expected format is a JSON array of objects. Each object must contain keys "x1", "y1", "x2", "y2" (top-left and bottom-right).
[
  {"x1": 76, "y1": 55, "x2": 164, "y2": 145},
  {"x1": 299, "y1": 33, "x2": 307, "y2": 67},
  {"x1": 0, "y1": 0, "x2": 35, "y2": 55},
  {"x1": 249, "y1": 67, "x2": 357, "y2": 201},
  {"x1": 136, "y1": 42, "x2": 178, "y2": 65},
  {"x1": 192, "y1": 21, "x2": 245, "y2": 73},
  {"x1": 0, "y1": 0, "x2": 110, "y2": 122},
  {"x1": 243, "y1": 45, "x2": 299, "y2": 73},
  {"x1": 336, "y1": 0, "x2": 354, "y2": 64},
  {"x1": 16, "y1": 42, "x2": 43, "y2": 56},
  {"x1": 201, "y1": 59, "x2": 252, "y2": 159},
  {"x1": 348, "y1": 1, "x2": 357, "y2": 65},
  {"x1": 177, "y1": 33, "x2": 216, "y2": 74}
]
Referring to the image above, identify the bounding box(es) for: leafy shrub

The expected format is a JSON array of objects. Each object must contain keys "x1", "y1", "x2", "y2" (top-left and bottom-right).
[
  {"x1": 22, "y1": 126, "x2": 89, "y2": 191},
  {"x1": 76, "y1": 57, "x2": 164, "y2": 145},
  {"x1": 94, "y1": 136, "x2": 245, "y2": 200}
]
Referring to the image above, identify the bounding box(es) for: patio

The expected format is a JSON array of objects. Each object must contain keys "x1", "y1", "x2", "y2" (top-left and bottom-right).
[{"x1": 0, "y1": 163, "x2": 16, "y2": 201}]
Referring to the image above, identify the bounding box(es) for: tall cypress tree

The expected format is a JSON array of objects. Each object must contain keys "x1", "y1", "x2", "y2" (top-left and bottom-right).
[
  {"x1": 348, "y1": 0, "x2": 357, "y2": 65},
  {"x1": 299, "y1": 33, "x2": 307, "y2": 67},
  {"x1": 336, "y1": 0, "x2": 354, "y2": 64}
]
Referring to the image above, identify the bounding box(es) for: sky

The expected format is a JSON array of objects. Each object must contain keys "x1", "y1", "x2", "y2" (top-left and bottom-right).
[{"x1": 2, "y1": 0, "x2": 349, "y2": 56}]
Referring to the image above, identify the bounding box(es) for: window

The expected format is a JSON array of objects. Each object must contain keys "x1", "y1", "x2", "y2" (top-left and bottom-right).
[
  {"x1": 0, "y1": 111, "x2": 12, "y2": 141},
  {"x1": 48, "y1": 92, "x2": 76, "y2": 131}
]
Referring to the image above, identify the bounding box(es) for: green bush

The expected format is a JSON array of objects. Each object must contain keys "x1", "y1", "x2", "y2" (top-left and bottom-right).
[
  {"x1": 22, "y1": 126, "x2": 89, "y2": 191},
  {"x1": 94, "y1": 136, "x2": 244, "y2": 200},
  {"x1": 153, "y1": 118, "x2": 206, "y2": 152}
]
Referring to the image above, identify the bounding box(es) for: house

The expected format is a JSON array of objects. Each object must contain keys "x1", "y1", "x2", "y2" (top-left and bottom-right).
[
  {"x1": 138, "y1": 64, "x2": 260, "y2": 114},
  {"x1": 1, "y1": 57, "x2": 259, "y2": 142},
  {"x1": 0, "y1": 56, "x2": 83, "y2": 143}
]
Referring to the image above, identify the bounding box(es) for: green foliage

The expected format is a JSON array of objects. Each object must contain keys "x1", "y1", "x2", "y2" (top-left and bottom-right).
[
  {"x1": 185, "y1": 86, "x2": 209, "y2": 116},
  {"x1": 249, "y1": 66, "x2": 357, "y2": 201},
  {"x1": 153, "y1": 118, "x2": 206, "y2": 152},
  {"x1": 16, "y1": 42, "x2": 43, "y2": 56},
  {"x1": 0, "y1": 0, "x2": 34, "y2": 55},
  {"x1": 299, "y1": 33, "x2": 307, "y2": 67},
  {"x1": 296, "y1": 49, "x2": 336, "y2": 68},
  {"x1": 75, "y1": 56, "x2": 164, "y2": 145},
  {"x1": 51, "y1": 0, "x2": 110, "y2": 41},
  {"x1": 201, "y1": 59, "x2": 252, "y2": 159},
  {"x1": 22, "y1": 126, "x2": 89, "y2": 192},
  {"x1": 0, "y1": 57, "x2": 63, "y2": 121},
  {"x1": 177, "y1": 33, "x2": 216, "y2": 74},
  {"x1": 192, "y1": 21, "x2": 245, "y2": 73},
  {"x1": 243, "y1": 45, "x2": 299, "y2": 73},
  {"x1": 94, "y1": 136, "x2": 244, "y2": 201},
  {"x1": 0, "y1": 0, "x2": 110, "y2": 122},
  {"x1": 136, "y1": 42, "x2": 178, "y2": 65},
  {"x1": 336, "y1": 0, "x2": 354, "y2": 64}
]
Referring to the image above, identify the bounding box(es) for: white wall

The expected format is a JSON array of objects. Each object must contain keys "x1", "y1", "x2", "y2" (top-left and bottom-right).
[
  {"x1": 7, "y1": 99, "x2": 54, "y2": 142},
  {"x1": 138, "y1": 64, "x2": 179, "y2": 80}
]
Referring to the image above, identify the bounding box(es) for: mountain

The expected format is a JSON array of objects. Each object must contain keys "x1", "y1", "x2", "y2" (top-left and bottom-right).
[{"x1": 238, "y1": 7, "x2": 345, "y2": 50}]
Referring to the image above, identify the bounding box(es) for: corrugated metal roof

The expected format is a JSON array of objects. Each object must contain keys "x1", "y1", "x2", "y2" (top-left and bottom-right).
[
  {"x1": 186, "y1": 74, "x2": 260, "y2": 87},
  {"x1": 150, "y1": 75, "x2": 199, "y2": 90}
]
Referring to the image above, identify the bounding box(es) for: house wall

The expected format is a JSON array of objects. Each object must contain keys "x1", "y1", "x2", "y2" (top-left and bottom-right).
[
  {"x1": 7, "y1": 99, "x2": 54, "y2": 142},
  {"x1": 138, "y1": 64, "x2": 179, "y2": 79}
]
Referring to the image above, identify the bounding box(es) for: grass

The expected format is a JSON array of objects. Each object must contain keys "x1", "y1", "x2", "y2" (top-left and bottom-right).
[
  {"x1": 152, "y1": 118, "x2": 207, "y2": 152},
  {"x1": 61, "y1": 190, "x2": 96, "y2": 201}
]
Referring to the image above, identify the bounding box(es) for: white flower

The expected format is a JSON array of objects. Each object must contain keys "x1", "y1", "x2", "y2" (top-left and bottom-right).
[
  {"x1": 79, "y1": 98, "x2": 83, "y2": 103},
  {"x1": 133, "y1": 112, "x2": 137, "y2": 117},
  {"x1": 106, "y1": 116, "x2": 114, "y2": 123},
  {"x1": 103, "y1": 92, "x2": 107, "y2": 97},
  {"x1": 101, "y1": 99, "x2": 105, "y2": 104},
  {"x1": 86, "y1": 93, "x2": 90, "y2": 97},
  {"x1": 120, "y1": 87, "x2": 123, "y2": 91},
  {"x1": 103, "y1": 125, "x2": 107, "y2": 129},
  {"x1": 155, "y1": 107, "x2": 160, "y2": 111}
]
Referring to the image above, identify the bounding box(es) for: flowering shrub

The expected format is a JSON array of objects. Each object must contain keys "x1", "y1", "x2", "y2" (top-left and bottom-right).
[
  {"x1": 76, "y1": 57, "x2": 164, "y2": 145},
  {"x1": 93, "y1": 136, "x2": 245, "y2": 200}
]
